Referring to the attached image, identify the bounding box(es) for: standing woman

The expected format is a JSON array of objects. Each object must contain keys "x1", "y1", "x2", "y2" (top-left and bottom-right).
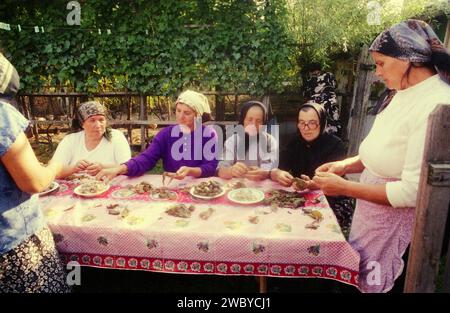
[
  {"x1": 96, "y1": 90, "x2": 218, "y2": 181},
  {"x1": 217, "y1": 101, "x2": 278, "y2": 181},
  {"x1": 304, "y1": 62, "x2": 341, "y2": 136},
  {"x1": 50, "y1": 100, "x2": 131, "y2": 178},
  {"x1": 313, "y1": 20, "x2": 450, "y2": 293},
  {"x1": 0, "y1": 53, "x2": 69, "y2": 292}
]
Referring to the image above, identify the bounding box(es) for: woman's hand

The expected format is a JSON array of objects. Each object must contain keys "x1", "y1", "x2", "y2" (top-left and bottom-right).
[
  {"x1": 85, "y1": 162, "x2": 103, "y2": 176},
  {"x1": 244, "y1": 167, "x2": 269, "y2": 181},
  {"x1": 95, "y1": 165, "x2": 126, "y2": 183},
  {"x1": 271, "y1": 169, "x2": 294, "y2": 187},
  {"x1": 294, "y1": 174, "x2": 319, "y2": 190},
  {"x1": 173, "y1": 166, "x2": 192, "y2": 180},
  {"x1": 231, "y1": 162, "x2": 248, "y2": 178},
  {"x1": 312, "y1": 172, "x2": 348, "y2": 196},
  {"x1": 74, "y1": 160, "x2": 92, "y2": 173},
  {"x1": 315, "y1": 161, "x2": 346, "y2": 176}
]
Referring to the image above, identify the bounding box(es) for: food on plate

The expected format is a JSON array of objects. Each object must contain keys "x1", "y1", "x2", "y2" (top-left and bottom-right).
[
  {"x1": 191, "y1": 181, "x2": 224, "y2": 197},
  {"x1": 151, "y1": 187, "x2": 177, "y2": 200},
  {"x1": 64, "y1": 173, "x2": 94, "y2": 184},
  {"x1": 165, "y1": 204, "x2": 196, "y2": 218},
  {"x1": 128, "y1": 181, "x2": 153, "y2": 194},
  {"x1": 263, "y1": 189, "x2": 306, "y2": 209},
  {"x1": 229, "y1": 188, "x2": 264, "y2": 203},
  {"x1": 75, "y1": 181, "x2": 109, "y2": 196},
  {"x1": 39, "y1": 181, "x2": 59, "y2": 196}
]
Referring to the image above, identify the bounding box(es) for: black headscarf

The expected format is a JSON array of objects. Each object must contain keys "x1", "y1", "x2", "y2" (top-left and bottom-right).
[
  {"x1": 237, "y1": 101, "x2": 269, "y2": 154},
  {"x1": 296, "y1": 102, "x2": 327, "y2": 138},
  {"x1": 279, "y1": 102, "x2": 346, "y2": 178}
]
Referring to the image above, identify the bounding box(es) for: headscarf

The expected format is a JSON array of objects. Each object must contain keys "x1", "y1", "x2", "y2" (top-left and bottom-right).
[
  {"x1": 77, "y1": 101, "x2": 107, "y2": 123},
  {"x1": 0, "y1": 53, "x2": 20, "y2": 100},
  {"x1": 237, "y1": 100, "x2": 269, "y2": 155},
  {"x1": 238, "y1": 101, "x2": 268, "y2": 126},
  {"x1": 297, "y1": 102, "x2": 328, "y2": 137},
  {"x1": 369, "y1": 19, "x2": 450, "y2": 84},
  {"x1": 175, "y1": 90, "x2": 211, "y2": 116}
]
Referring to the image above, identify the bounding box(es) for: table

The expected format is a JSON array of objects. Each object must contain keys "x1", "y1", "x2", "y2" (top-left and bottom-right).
[{"x1": 39, "y1": 175, "x2": 360, "y2": 291}]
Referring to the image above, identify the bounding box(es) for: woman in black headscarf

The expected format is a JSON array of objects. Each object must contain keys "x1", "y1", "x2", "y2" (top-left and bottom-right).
[
  {"x1": 272, "y1": 102, "x2": 346, "y2": 180},
  {"x1": 218, "y1": 100, "x2": 278, "y2": 180},
  {"x1": 270, "y1": 102, "x2": 353, "y2": 231}
]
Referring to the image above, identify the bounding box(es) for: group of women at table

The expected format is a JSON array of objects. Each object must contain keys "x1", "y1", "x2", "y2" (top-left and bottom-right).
[{"x1": 2, "y1": 19, "x2": 450, "y2": 293}]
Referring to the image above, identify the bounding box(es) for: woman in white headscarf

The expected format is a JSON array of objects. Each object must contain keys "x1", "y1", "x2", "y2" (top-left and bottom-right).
[{"x1": 96, "y1": 90, "x2": 219, "y2": 182}]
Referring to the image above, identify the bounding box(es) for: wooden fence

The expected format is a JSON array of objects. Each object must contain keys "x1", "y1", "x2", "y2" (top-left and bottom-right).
[{"x1": 404, "y1": 104, "x2": 450, "y2": 292}]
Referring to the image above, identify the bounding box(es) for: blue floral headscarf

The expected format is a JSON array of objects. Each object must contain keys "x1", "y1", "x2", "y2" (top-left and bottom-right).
[{"x1": 369, "y1": 19, "x2": 450, "y2": 84}]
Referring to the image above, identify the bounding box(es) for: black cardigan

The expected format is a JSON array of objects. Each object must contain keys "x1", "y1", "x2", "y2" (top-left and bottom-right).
[{"x1": 279, "y1": 133, "x2": 347, "y2": 178}]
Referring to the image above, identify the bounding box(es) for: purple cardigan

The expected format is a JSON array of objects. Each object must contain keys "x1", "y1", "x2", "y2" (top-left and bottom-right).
[{"x1": 125, "y1": 125, "x2": 218, "y2": 177}]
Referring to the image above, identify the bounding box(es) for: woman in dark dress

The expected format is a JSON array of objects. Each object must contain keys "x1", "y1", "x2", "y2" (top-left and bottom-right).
[
  {"x1": 304, "y1": 63, "x2": 341, "y2": 136},
  {"x1": 270, "y1": 102, "x2": 354, "y2": 233}
]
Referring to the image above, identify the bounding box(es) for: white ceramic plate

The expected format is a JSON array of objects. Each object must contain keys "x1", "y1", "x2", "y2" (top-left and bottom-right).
[
  {"x1": 73, "y1": 183, "x2": 110, "y2": 198},
  {"x1": 227, "y1": 188, "x2": 265, "y2": 205},
  {"x1": 39, "y1": 181, "x2": 60, "y2": 197},
  {"x1": 189, "y1": 186, "x2": 226, "y2": 200}
]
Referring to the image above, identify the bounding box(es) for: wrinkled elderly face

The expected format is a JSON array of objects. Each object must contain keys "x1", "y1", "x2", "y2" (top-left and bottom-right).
[
  {"x1": 243, "y1": 105, "x2": 264, "y2": 136},
  {"x1": 298, "y1": 108, "x2": 320, "y2": 142},
  {"x1": 82, "y1": 115, "x2": 106, "y2": 139},
  {"x1": 372, "y1": 51, "x2": 410, "y2": 90}
]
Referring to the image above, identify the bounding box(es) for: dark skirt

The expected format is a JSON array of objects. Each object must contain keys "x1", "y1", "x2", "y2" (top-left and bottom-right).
[{"x1": 0, "y1": 226, "x2": 71, "y2": 293}]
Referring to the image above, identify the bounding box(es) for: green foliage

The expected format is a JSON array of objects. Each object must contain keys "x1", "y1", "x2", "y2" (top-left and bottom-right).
[
  {"x1": 286, "y1": 0, "x2": 448, "y2": 71},
  {"x1": 0, "y1": 0, "x2": 295, "y2": 95},
  {"x1": 0, "y1": 0, "x2": 446, "y2": 94}
]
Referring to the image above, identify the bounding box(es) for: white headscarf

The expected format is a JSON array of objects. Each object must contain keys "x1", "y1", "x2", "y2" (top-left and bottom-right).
[{"x1": 175, "y1": 90, "x2": 211, "y2": 116}]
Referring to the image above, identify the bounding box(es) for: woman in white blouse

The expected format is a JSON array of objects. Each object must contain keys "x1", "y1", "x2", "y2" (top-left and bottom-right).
[
  {"x1": 313, "y1": 20, "x2": 450, "y2": 293},
  {"x1": 50, "y1": 101, "x2": 131, "y2": 178},
  {"x1": 217, "y1": 101, "x2": 278, "y2": 181}
]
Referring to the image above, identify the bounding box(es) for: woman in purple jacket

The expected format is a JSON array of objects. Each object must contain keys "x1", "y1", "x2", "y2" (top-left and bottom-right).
[{"x1": 97, "y1": 90, "x2": 218, "y2": 182}]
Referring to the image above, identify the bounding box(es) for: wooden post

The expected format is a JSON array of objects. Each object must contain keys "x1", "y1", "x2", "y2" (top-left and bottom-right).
[
  {"x1": 28, "y1": 96, "x2": 40, "y2": 143},
  {"x1": 259, "y1": 277, "x2": 267, "y2": 293},
  {"x1": 346, "y1": 46, "x2": 374, "y2": 156},
  {"x1": 404, "y1": 104, "x2": 450, "y2": 292},
  {"x1": 139, "y1": 94, "x2": 147, "y2": 151},
  {"x1": 127, "y1": 95, "x2": 132, "y2": 145},
  {"x1": 215, "y1": 87, "x2": 225, "y2": 121},
  {"x1": 444, "y1": 238, "x2": 450, "y2": 292}
]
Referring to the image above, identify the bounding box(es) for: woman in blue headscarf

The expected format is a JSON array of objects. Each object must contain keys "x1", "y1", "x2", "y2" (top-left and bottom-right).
[{"x1": 313, "y1": 20, "x2": 450, "y2": 293}]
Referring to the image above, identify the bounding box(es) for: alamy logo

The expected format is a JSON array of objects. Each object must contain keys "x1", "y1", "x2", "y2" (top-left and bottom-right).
[
  {"x1": 66, "y1": 1, "x2": 81, "y2": 26},
  {"x1": 169, "y1": 119, "x2": 279, "y2": 168},
  {"x1": 366, "y1": 261, "x2": 381, "y2": 286},
  {"x1": 66, "y1": 261, "x2": 81, "y2": 286},
  {"x1": 367, "y1": 1, "x2": 382, "y2": 26}
]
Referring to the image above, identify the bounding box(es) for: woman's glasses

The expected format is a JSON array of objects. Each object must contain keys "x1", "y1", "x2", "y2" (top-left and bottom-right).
[{"x1": 298, "y1": 120, "x2": 319, "y2": 130}]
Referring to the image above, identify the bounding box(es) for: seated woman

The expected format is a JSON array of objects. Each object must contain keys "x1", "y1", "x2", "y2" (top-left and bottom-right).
[
  {"x1": 217, "y1": 101, "x2": 278, "y2": 181},
  {"x1": 50, "y1": 101, "x2": 131, "y2": 178},
  {"x1": 96, "y1": 90, "x2": 218, "y2": 182},
  {"x1": 270, "y1": 102, "x2": 354, "y2": 231}
]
